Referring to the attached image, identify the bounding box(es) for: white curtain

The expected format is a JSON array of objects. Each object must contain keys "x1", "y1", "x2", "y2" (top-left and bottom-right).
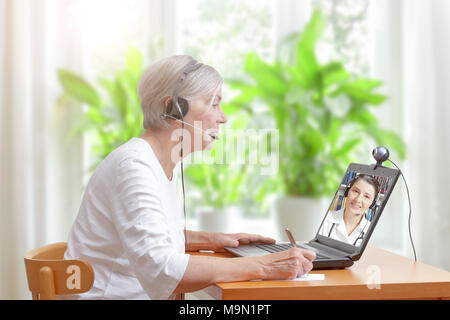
[
  {"x1": 402, "y1": 0, "x2": 450, "y2": 271},
  {"x1": 0, "y1": 0, "x2": 86, "y2": 299},
  {"x1": 373, "y1": 0, "x2": 450, "y2": 271}
]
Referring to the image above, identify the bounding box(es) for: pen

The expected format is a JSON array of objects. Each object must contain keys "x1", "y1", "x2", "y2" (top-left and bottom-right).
[{"x1": 285, "y1": 227, "x2": 296, "y2": 248}]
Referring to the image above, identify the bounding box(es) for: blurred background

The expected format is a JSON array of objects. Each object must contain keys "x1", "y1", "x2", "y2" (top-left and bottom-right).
[{"x1": 1, "y1": 0, "x2": 449, "y2": 299}]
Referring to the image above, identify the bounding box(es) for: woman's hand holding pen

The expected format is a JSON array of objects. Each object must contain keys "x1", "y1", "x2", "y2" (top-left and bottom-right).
[
  {"x1": 257, "y1": 248, "x2": 316, "y2": 279},
  {"x1": 208, "y1": 231, "x2": 316, "y2": 279}
]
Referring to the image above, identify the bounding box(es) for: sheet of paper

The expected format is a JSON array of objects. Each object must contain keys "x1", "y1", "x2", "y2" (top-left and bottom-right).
[
  {"x1": 251, "y1": 273, "x2": 325, "y2": 282},
  {"x1": 286, "y1": 273, "x2": 325, "y2": 281}
]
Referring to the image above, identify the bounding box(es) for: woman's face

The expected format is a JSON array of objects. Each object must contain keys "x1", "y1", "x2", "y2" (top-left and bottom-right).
[
  {"x1": 183, "y1": 87, "x2": 227, "y2": 151},
  {"x1": 346, "y1": 179, "x2": 376, "y2": 216}
]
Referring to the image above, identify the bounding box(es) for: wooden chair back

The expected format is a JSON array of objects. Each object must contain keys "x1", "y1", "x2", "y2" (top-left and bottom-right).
[{"x1": 24, "y1": 242, "x2": 94, "y2": 300}]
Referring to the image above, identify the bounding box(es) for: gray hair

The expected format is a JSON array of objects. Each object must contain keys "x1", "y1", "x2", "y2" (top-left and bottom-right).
[{"x1": 137, "y1": 55, "x2": 223, "y2": 129}]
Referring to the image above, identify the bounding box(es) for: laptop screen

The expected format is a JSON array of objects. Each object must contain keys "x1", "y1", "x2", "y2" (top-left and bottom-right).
[{"x1": 317, "y1": 164, "x2": 399, "y2": 248}]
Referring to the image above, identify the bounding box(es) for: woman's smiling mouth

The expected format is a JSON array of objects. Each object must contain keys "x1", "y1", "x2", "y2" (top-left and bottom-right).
[{"x1": 350, "y1": 202, "x2": 362, "y2": 210}]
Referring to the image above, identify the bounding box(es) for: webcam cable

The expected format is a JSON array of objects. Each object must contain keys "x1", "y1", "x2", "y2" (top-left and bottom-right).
[{"x1": 388, "y1": 159, "x2": 417, "y2": 262}]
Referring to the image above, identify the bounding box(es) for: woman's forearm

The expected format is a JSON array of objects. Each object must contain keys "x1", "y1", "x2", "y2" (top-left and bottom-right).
[
  {"x1": 184, "y1": 230, "x2": 215, "y2": 251},
  {"x1": 173, "y1": 254, "x2": 264, "y2": 294}
]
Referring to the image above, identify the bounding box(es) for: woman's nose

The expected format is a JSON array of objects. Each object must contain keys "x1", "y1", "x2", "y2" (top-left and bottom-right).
[{"x1": 218, "y1": 108, "x2": 227, "y2": 124}]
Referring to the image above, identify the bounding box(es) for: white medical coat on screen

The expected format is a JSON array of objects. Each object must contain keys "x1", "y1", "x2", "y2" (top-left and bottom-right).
[{"x1": 319, "y1": 207, "x2": 371, "y2": 247}]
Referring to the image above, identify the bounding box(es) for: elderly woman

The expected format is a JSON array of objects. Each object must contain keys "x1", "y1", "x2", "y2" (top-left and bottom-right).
[{"x1": 63, "y1": 55, "x2": 316, "y2": 300}]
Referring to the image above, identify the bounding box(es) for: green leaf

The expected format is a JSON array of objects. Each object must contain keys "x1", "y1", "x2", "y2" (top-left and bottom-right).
[
  {"x1": 296, "y1": 10, "x2": 324, "y2": 88},
  {"x1": 113, "y1": 80, "x2": 128, "y2": 115},
  {"x1": 99, "y1": 77, "x2": 128, "y2": 119},
  {"x1": 328, "y1": 118, "x2": 342, "y2": 147},
  {"x1": 253, "y1": 177, "x2": 278, "y2": 203},
  {"x1": 299, "y1": 127, "x2": 325, "y2": 156},
  {"x1": 86, "y1": 108, "x2": 109, "y2": 124},
  {"x1": 321, "y1": 62, "x2": 350, "y2": 88},
  {"x1": 244, "y1": 53, "x2": 287, "y2": 97},
  {"x1": 58, "y1": 69, "x2": 101, "y2": 107},
  {"x1": 347, "y1": 107, "x2": 378, "y2": 126},
  {"x1": 338, "y1": 79, "x2": 386, "y2": 105},
  {"x1": 348, "y1": 79, "x2": 383, "y2": 91},
  {"x1": 332, "y1": 137, "x2": 362, "y2": 158}
]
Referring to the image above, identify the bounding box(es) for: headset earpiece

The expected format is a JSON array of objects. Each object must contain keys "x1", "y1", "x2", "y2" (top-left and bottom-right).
[
  {"x1": 369, "y1": 197, "x2": 377, "y2": 210},
  {"x1": 165, "y1": 97, "x2": 190, "y2": 120},
  {"x1": 344, "y1": 185, "x2": 350, "y2": 198}
]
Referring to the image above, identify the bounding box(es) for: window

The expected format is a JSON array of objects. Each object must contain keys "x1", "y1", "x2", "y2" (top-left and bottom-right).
[
  {"x1": 177, "y1": 0, "x2": 275, "y2": 79},
  {"x1": 78, "y1": 0, "x2": 151, "y2": 78},
  {"x1": 311, "y1": 0, "x2": 373, "y2": 76}
]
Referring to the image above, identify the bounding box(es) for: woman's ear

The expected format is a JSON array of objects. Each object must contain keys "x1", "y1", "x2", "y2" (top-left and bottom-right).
[
  {"x1": 162, "y1": 97, "x2": 172, "y2": 115},
  {"x1": 164, "y1": 96, "x2": 172, "y2": 108}
]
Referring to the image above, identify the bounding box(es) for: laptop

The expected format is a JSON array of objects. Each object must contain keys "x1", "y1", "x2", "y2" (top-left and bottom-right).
[{"x1": 225, "y1": 163, "x2": 400, "y2": 269}]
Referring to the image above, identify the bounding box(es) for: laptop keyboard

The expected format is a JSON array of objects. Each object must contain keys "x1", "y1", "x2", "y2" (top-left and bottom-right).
[{"x1": 255, "y1": 243, "x2": 329, "y2": 259}]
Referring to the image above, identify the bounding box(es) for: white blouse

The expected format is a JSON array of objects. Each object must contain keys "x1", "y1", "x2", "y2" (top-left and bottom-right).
[
  {"x1": 319, "y1": 208, "x2": 371, "y2": 247},
  {"x1": 62, "y1": 137, "x2": 189, "y2": 300}
]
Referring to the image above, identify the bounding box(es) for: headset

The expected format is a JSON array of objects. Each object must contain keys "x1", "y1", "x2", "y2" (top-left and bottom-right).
[
  {"x1": 166, "y1": 60, "x2": 203, "y2": 120},
  {"x1": 161, "y1": 60, "x2": 219, "y2": 140}
]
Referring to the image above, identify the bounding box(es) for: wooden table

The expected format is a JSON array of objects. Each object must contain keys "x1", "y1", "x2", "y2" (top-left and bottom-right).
[{"x1": 190, "y1": 246, "x2": 450, "y2": 300}]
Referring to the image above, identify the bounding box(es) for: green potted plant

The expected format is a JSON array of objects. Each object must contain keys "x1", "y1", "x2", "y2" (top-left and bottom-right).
[
  {"x1": 225, "y1": 11, "x2": 406, "y2": 240},
  {"x1": 57, "y1": 47, "x2": 146, "y2": 171}
]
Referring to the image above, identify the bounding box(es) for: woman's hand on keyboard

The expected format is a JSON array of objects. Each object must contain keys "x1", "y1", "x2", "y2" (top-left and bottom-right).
[{"x1": 208, "y1": 232, "x2": 276, "y2": 252}]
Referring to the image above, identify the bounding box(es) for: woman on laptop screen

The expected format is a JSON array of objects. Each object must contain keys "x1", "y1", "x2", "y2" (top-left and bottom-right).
[{"x1": 320, "y1": 174, "x2": 379, "y2": 246}]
